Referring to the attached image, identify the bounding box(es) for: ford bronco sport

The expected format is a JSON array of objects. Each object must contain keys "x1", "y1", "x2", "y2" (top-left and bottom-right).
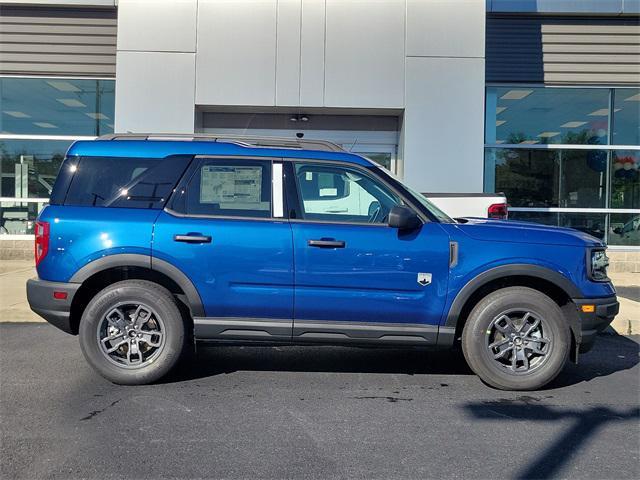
[{"x1": 27, "y1": 134, "x2": 619, "y2": 390}]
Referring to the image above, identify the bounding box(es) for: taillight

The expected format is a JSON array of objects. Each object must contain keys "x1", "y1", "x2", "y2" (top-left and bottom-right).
[
  {"x1": 35, "y1": 220, "x2": 49, "y2": 266},
  {"x1": 488, "y1": 203, "x2": 508, "y2": 220}
]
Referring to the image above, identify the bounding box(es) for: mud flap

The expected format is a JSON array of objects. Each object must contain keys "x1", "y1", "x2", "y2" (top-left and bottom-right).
[{"x1": 562, "y1": 303, "x2": 581, "y2": 364}]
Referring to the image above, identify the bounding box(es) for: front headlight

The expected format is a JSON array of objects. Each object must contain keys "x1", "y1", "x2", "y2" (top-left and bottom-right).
[{"x1": 589, "y1": 249, "x2": 610, "y2": 281}]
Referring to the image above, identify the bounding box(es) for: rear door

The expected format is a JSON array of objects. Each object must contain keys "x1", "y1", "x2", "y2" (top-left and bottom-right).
[{"x1": 153, "y1": 157, "x2": 294, "y2": 341}]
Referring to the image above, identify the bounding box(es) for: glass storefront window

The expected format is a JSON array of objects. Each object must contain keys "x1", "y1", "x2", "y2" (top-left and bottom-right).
[
  {"x1": 609, "y1": 212, "x2": 640, "y2": 247},
  {"x1": 486, "y1": 148, "x2": 608, "y2": 208},
  {"x1": 0, "y1": 200, "x2": 47, "y2": 235},
  {"x1": 613, "y1": 88, "x2": 640, "y2": 146},
  {"x1": 485, "y1": 87, "x2": 610, "y2": 145},
  {"x1": 0, "y1": 76, "x2": 115, "y2": 236},
  {"x1": 610, "y1": 150, "x2": 640, "y2": 209},
  {"x1": 0, "y1": 78, "x2": 114, "y2": 136},
  {"x1": 485, "y1": 85, "x2": 639, "y2": 248},
  {"x1": 0, "y1": 139, "x2": 73, "y2": 198},
  {"x1": 362, "y1": 153, "x2": 392, "y2": 170}
]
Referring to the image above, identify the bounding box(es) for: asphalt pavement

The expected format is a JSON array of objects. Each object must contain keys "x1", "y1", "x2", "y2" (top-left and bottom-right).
[{"x1": 1, "y1": 324, "x2": 638, "y2": 480}]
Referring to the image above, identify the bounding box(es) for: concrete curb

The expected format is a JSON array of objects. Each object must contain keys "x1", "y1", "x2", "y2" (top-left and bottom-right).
[{"x1": 610, "y1": 297, "x2": 640, "y2": 335}]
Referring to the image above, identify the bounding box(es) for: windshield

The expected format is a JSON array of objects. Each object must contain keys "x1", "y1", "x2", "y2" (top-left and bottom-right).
[{"x1": 373, "y1": 165, "x2": 455, "y2": 223}]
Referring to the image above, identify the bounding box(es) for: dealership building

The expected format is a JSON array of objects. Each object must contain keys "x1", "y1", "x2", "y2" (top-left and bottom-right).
[{"x1": 1, "y1": 0, "x2": 639, "y2": 268}]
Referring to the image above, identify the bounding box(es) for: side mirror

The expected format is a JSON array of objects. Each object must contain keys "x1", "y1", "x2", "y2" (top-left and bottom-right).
[{"x1": 388, "y1": 205, "x2": 421, "y2": 230}]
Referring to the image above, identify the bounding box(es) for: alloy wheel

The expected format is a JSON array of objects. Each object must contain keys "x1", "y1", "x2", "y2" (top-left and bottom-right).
[
  {"x1": 485, "y1": 309, "x2": 552, "y2": 374},
  {"x1": 96, "y1": 302, "x2": 166, "y2": 369}
]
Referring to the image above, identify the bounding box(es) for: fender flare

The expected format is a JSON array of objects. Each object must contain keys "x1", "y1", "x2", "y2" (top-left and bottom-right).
[
  {"x1": 444, "y1": 264, "x2": 582, "y2": 330},
  {"x1": 70, "y1": 253, "x2": 204, "y2": 317}
]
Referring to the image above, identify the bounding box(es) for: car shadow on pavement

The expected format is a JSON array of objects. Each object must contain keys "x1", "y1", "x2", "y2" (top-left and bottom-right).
[
  {"x1": 548, "y1": 333, "x2": 639, "y2": 389},
  {"x1": 165, "y1": 333, "x2": 639, "y2": 386},
  {"x1": 167, "y1": 345, "x2": 474, "y2": 382},
  {"x1": 464, "y1": 401, "x2": 640, "y2": 479},
  {"x1": 163, "y1": 344, "x2": 477, "y2": 383}
]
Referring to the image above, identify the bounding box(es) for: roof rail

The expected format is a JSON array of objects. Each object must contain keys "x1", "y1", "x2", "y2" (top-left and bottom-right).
[{"x1": 96, "y1": 133, "x2": 345, "y2": 153}]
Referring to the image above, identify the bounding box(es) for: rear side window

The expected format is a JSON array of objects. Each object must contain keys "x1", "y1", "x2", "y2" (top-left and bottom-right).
[
  {"x1": 170, "y1": 158, "x2": 272, "y2": 218},
  {"x1": 63, "y1": 156, "x2": 191, "y2": 209}
]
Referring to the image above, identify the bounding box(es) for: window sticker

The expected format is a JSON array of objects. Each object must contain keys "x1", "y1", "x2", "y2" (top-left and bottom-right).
[
  {"x1": 319, "y1": 188, "x2": 338, "y2": 197},
  {"x1": 200, "y1": 165, "x2": 263, "y2": 205}
]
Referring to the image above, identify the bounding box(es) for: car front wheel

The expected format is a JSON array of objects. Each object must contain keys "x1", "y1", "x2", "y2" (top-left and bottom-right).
[
  {"x1": 79, "y1": 280, "x2": 187, "y2": 385},
  {"x1": 462, "y1": 286, "x2": 571, "y2": 390}
]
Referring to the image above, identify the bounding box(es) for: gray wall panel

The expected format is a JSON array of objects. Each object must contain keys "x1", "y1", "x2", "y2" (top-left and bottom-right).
[
  {"x1": 404, "y1": 56, "x2": 485, "y2": 193},
  {"x1": 407, "y1": 0, "x2": 485, "y2": 58},
  {"x1": 324, "y1": 0, "x2": 405, "y2": 108},
  {"x1": 275, "y1": 0, "x2": 302, "y2": 106},
  {"x1": 1, "y1": 1, "x2": 115, "y2": 6},
  {"x1": 115, "y1": 51, "x2": 196, "y2": 133},
  {"x1": 0, "y1": 33, "x2": 117, "y2": 45},
  {"x1": 487, "y1": 15, "x2": 640, "y2": 85},
  {"x1": 0, "y1": 6, "x2": 116, "y2": 77},
  {"x1": 116, "y1": 0, "x2": 197, "y2": 53},
  {"x1": 299, "y1": 0, "x2": 325, "y2": 106},
  {"x1": 195, "y1": 0, "x2": 278, "y2": 106},
  {"x1": 0, "y1": 63, "x2": 116, "y2": 75},
  {"x1": 486, "y1": 16, "x2": 543, "y2": 83}
]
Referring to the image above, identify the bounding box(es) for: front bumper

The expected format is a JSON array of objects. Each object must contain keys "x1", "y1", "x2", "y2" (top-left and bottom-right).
[
  {"x1": 573, "y1": 295, "x2": 619, "y2": 352},
  {"x1": 26, "y1": 278, "x2": 80, "y2": 334}
]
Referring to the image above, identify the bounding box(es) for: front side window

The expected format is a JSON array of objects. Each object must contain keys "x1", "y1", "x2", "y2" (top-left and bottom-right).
[
  {"x1": 175, "y1": 159, "x2": 272, "y2": 218},
  {"x1": 294, "y1": 162, "x2": 402, "y2": 224}
]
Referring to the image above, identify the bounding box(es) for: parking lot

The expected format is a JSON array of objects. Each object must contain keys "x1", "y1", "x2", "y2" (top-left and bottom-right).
[{"x1": 1, "y1": 323, "x2": 638, "y2": 480}]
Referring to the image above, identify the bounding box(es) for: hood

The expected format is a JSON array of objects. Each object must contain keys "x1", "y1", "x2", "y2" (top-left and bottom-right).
[{"x1": 449, "y1": 217, "x2": 604, "y2": 247}]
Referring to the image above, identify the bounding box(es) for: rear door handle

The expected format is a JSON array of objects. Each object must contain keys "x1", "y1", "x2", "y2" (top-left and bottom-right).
[
  {"x1": 308, "y1": 239, "x2": 346, "y2": 248},
  {"x1": 174, "y1": 234, "x2": 212, "y2": 244}
]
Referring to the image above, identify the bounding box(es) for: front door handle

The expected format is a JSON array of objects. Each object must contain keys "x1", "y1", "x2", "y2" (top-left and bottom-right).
[
  {"x1": 308, "y1": 239, "x2": 346, "y2": 248},
  {"x1": 174, "y1": 234, "x2": 212, "y2": 244}
]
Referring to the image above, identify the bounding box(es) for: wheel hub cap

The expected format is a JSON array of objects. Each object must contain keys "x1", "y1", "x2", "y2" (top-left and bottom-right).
[
  {"x1": 485, "y1": 309, "x2": 552, "y2": 375},
  {"x1": 97, "y1": 302, "x2": 166, "y2": 369}
]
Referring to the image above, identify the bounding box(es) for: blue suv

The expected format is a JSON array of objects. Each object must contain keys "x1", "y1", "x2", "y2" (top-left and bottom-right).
[{"x1": 27, "y1": 134, "x2": 619, "y2": 390}]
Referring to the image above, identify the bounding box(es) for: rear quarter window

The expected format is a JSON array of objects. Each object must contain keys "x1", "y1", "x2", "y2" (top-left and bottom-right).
[
  {"x1": 170, "y1": 158, "x2": 272, "y2": 218},
  {"x1": 63, "y1": 155, "x2": 192, "y2": 209}
]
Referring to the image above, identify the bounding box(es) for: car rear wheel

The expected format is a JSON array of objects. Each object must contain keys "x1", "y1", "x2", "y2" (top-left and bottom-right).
[
  {"x1": 462, "y1": 286, "x2": 570, "y2": 391},
  {"x1": 79, "y1": 280, "x2": 187, "y2": 385}
]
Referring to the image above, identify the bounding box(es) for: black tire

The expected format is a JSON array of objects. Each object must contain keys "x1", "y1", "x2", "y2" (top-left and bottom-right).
[
  {"x1": 79, "y1": 280, "x2": 187, "y2": 385},
  {"x1": 462, "y1": 286, "x2": 570, "y2": 391}
]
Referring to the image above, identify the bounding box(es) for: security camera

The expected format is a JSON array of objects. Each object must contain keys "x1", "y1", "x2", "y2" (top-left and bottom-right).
[{"x1": 296, "y1": 132, "x2": 304, "y2": 139}]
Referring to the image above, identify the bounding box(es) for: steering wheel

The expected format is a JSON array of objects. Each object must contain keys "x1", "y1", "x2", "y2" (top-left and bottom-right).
[
  {"x1": 368, "y1": 202, "x2": 381, "y2": 223},
  {"x1": 368, "y1": 201, "x2": 391, "y2": 224}
]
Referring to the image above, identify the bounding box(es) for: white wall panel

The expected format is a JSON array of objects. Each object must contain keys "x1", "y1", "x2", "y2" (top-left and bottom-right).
[
  {"x1": 406, "y1": 0, "x2": 485, "y2": 58},
  {"x1": 196, "y1": 0, "x2": 277, "y2": 106},
  {"x1": 276, "y1": 0, "x2": 302, "y2": 106},
  {"x1": 403, "y1": 56, "x2": 485, "y2": 192},
  {"x1": 115, "y1": 52, "x2": 195, "y2": 133},
  {"x1": 324, "y1": 0, "x2": 405, "y2": 108},
  {"x1": 299, "y1": 0, "x2": 326, "y2": 106},
  {"x1": 117, "y1": 0, "x2": 197, "y2": 52}
]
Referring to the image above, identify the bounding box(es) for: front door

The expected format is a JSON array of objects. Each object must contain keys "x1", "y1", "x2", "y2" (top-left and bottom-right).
[
  {"x1": 153, "y1": 157, "x2": 294, "y2": 341},
  {"x1": 288, "y1": 161, "x2": 451, "y2": 345}
]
